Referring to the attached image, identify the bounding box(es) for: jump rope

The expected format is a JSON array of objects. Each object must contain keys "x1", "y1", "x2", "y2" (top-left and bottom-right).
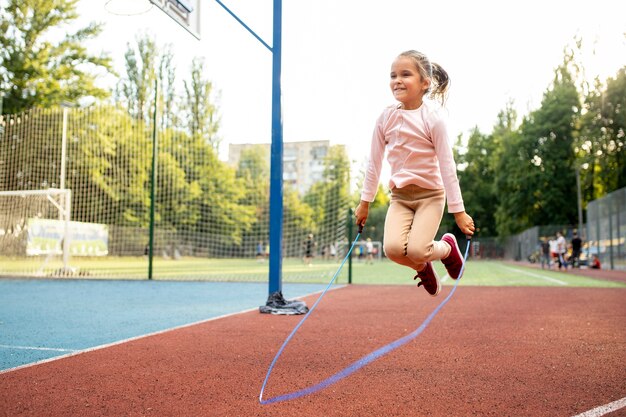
[{"x1": 259, "y1": 225, "x2": 472, "y2": 405}]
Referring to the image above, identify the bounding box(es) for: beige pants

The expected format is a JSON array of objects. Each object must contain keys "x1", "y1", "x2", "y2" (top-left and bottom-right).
[{"x1": 383, "y1": 184, "x2": 451, "y2": 272}]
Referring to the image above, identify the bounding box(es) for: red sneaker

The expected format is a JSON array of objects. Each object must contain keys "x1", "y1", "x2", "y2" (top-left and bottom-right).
[
  {"x1": 441, "y1": 233, "x2": 464, "y2": 279},
  {"x1": 414, "y1": 262, "x2": 441, "y2": 296}
]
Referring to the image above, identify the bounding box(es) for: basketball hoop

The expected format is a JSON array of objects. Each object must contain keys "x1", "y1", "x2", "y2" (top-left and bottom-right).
[{"x1": 105, "y1": 0, "x2": 153, "y2": 16}]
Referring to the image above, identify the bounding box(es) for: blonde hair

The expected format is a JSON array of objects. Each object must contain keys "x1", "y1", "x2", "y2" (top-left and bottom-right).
[{"x1": 398, "y1": 50, "x2": 450, "y2": 105}]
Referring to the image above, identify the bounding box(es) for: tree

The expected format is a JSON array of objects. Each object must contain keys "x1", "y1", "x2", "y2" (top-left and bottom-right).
[
  {"x1": 183, "y1": 57, "x2": 220, "y2": 151},
  {"x1": 363, "y1": 183, "x2": 389, "y2": 244},
  {"x1": 303, "y1": 145, "x2": 351, "y2": 249},
  {"x1": 455, "y1": 127, "x2": 498, "y2": 237},
  {"x1": 283, "y1": 187, "x2": 316, "y2": 257},
  {"x1": 174, "y1": 132, "x2": 254, "y2": 255},
  {"x1": 0, "y1": 0, "x2": 113, "y2": 114},
  {"x1": 116, "y1": 34, "x2": 159, "y2": 122},
  {"x1": 491, "y1": 105, "x2": 529, "y2": 237},
  {"x1": 526, "y1": 60, "x2": 580, "y2": 226},
  {"x1": 493, "y1": 131, "x2": 530, "y2": 237},
  {"x1": 68, "y1": 105, "x2": 152, "y2": 228},
  {"x1": 0, "y1": 107, "x2": 68, "y2": 190},
  {"x1": 157, "y1": 45, "x2": 178, "y2": 128},
  {"x1": 116, "y1": 35, "x2": 183, "y2": 129},
  {"x1": 494, "y1": 58, "x2": 580, "y2": 235},
  {"x1": 156, "y1": 130, "x2": 203, "y2": 232},
  {"x1": 577, "y1": 68, "x2": 626, "y2": 202},
  {"x1": 236, "y1": 146, "x2": 270, "y2": 254}
]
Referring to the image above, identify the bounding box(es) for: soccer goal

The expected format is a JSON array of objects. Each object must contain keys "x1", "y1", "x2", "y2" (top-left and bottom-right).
[{"x1": 0, "y1": 188, "x2": 73, "y2": 276}]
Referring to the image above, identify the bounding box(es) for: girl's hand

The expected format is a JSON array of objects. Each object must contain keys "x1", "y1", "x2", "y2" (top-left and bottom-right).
[
  {"x1": 355, "y1": 200, "x2": 370, "y2": 227},
  {"x1": 454, "y1": 211, "x2": 475, "y2": 237}
]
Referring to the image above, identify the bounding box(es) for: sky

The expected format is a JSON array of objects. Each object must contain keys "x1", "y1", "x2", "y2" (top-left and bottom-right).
[{"x1": 77, "y1": 0, "x2": 626, "y2": 171}]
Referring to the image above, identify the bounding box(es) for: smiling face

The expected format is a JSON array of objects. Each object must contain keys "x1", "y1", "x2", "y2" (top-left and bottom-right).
[{"x1": 389, "y1": 56, "x2": 430, "y2": 110}]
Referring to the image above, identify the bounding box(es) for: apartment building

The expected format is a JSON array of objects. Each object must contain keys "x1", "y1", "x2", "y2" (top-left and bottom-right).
[{"x1": 228, "y1": 140, "x2": 336, "y2": 195}]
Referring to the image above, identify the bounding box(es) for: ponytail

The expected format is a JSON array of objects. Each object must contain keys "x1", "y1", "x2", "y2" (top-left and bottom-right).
[{"x1": 429, "y1": 62, "x2": 450, "y2": 105}]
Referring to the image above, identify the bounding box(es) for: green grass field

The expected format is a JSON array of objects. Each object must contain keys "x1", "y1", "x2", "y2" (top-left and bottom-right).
[
  {"x1": 1, "y1": 256, "x2": 624, "y2": 288},
  {"x1": 351, "y1": 259, "x2": 626, "y2": 288}
]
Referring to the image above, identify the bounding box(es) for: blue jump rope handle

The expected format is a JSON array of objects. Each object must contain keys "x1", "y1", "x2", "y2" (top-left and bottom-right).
[{"x1": 259, "y1": 230, "x2": 471, "y2": 405}]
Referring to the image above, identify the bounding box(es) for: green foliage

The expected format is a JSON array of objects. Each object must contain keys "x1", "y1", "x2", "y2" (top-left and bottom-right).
[
  {"x1": 576, "y1": 68, "x2": 626, "y2": 202},
  {"x1": 69, "y1": 105, "x2": 151, "y2": 227},
  {"x1": 236, "y1": 146, "x2": 270, "y2": 250},
  {"x1": 370, "y1": 183, "x2": 390, "y2": 208},
  {"x1": 183, "y1": 57, "x2": 220, "y2": 150},
  {"x1": 492, "y1": 58, "x2": 581, "y2": 236},
  {"x1": 117, "y1": 34, "x2": 159, "y2": 122},
  {"x1": 0, "y1": 107, "x2": 65, "y2": 190},
  {"x1": 196, "y1": 159, "x2": 254, "y2": 248},
  {"x1": 283, "y1": 187, "x2": 316, "y2": 254},
  {"x1": 493, "y1": 128, "x2": 529, "y2": 236},
  {"x1": 157, "y1": 131, "x2": 203, "y2": 230},
  {"x1": 470, "y1": 52, "x2": 624, "y2": 238},
  {"x1": 2, "y1": 4, "x2": 624, "y2": 248},
  {"x1": 456, "y1": 127, "x2": 498, "y2": 236},
  {"x1": 157, "y1": 45, "x2": 177, "y2": 128},
  {"x1": 0, "y1": 0, "x2": 113, "y2": 113},
  {"x1": 0, "y1": 4, "x2": 350, "y2": 261},
  {"x1": 168, "y1": 126, "x2": 254, "y2": 250},
  {"x1": 303, "y1": 145, "x2": 351, "y2": 246}
]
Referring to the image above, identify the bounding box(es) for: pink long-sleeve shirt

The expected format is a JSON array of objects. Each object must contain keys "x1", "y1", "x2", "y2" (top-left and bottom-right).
[{"x1": 361, "y1": 101, "x2": 465, "y2": 213}]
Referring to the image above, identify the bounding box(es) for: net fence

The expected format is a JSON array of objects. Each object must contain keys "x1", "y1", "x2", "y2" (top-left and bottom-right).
[
  {"x1": 586, "y1": 187, "x2": 626, "y2": 271},
  {"x1": 502, "y1": 187, "x2": 625, "y2": 271},
  {"x1": 0, "y1": 106, "x2": 352, "y2": 281},
  {"x1": 504, "y1": 225, "x2": 569, "y2": 262}
]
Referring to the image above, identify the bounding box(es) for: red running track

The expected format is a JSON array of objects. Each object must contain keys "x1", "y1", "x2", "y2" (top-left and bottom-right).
[{"x1": 1, "y1": 285, "x2": 625, "y2": 416}]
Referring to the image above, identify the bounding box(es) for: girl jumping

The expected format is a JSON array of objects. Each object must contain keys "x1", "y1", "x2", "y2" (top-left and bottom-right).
[{"x1": 355, "y1": 50, "x2": 475, "y2": 296}]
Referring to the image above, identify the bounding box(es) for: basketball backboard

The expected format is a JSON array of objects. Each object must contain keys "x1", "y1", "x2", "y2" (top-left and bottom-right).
[{"x1": 150, "y1": 0, "x2": 201, "y2": 39}]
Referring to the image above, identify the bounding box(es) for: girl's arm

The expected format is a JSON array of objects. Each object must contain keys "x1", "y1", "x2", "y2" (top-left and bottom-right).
[
  {"x1": 361, "y1": 112, "x2": 387, "y2": 202},
  {"x1": 358, "y1": 110, "x2": 388, "y2": 226},
  {"x1": 431, "y1": 111, "x2": 475, "y2": 236},
  {"x1": 431, "y1": 114, "x2": 464, "y2": 213}
]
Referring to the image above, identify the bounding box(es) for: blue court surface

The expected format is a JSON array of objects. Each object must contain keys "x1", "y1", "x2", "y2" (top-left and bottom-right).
[{"x1": 0, "y1": 279, "x2": 332, "y2": 371}]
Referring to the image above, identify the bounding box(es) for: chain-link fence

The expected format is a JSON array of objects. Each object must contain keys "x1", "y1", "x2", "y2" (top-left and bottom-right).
[
  {"x1": 586, "y1": 187, "x2": 625, "y2": 271},
  {"x1": 502, "y1": 187, "x2": 625, "y2": 271},
  {"x1": 504, "y1": 225, "x2": 570, "y2": 262},
  {"x1": 0, "y1": 106, "x2": 351, "y2": 280}
]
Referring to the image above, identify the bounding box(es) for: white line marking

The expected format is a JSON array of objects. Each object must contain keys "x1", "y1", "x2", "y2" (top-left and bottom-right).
[
  {"x1": 571, "y1": 396, "x2": 626, "y2": 417},
  {"x1": 500, "y1": 265, "x2": 568, "y2": 285},
  {"x1": 440, "y1": 273, "x2": 449, "y2": 283},
  {"x1": 0, "y1": 285, "x2": 344, "y2": 375},
  {"x1": 0, "y1": 344, "x2": 77, "y2": 353}
]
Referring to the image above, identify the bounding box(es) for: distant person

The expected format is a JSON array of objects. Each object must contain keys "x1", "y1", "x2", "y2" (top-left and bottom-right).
[
  {"x1": 329, "y1": 242, "x2": 337, "y2": 260},
  {"x1": 303, "y1": 234, "x2": 315, "y2": 266},
  {"x1": 590, "y1": 254, "x2": 601, "y2": 269},
  {"x1": 548, "y1": 237, "x2": 558, "y2": 269},
  {"x1": 256, "y1": 241, "x2": 265, "y2": 262},
  {"x1": 366, "y1": 238, "x2": 374, "y2": 264},
  {"x1": 540, "y1": 238, "x2": 551, "y2": 269},
  {"x1": 355, "y1": 50, "x2": 475, "y2": 297},
  {"x1": 357, "y1": 244, "x2": 364, "y2": 260},
  {"x1": 570, "y1": 232, "x2": 582, "y2": 268},
  {"x1": 556, "y1": 232, "x2": 567, "y2": 270}
]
